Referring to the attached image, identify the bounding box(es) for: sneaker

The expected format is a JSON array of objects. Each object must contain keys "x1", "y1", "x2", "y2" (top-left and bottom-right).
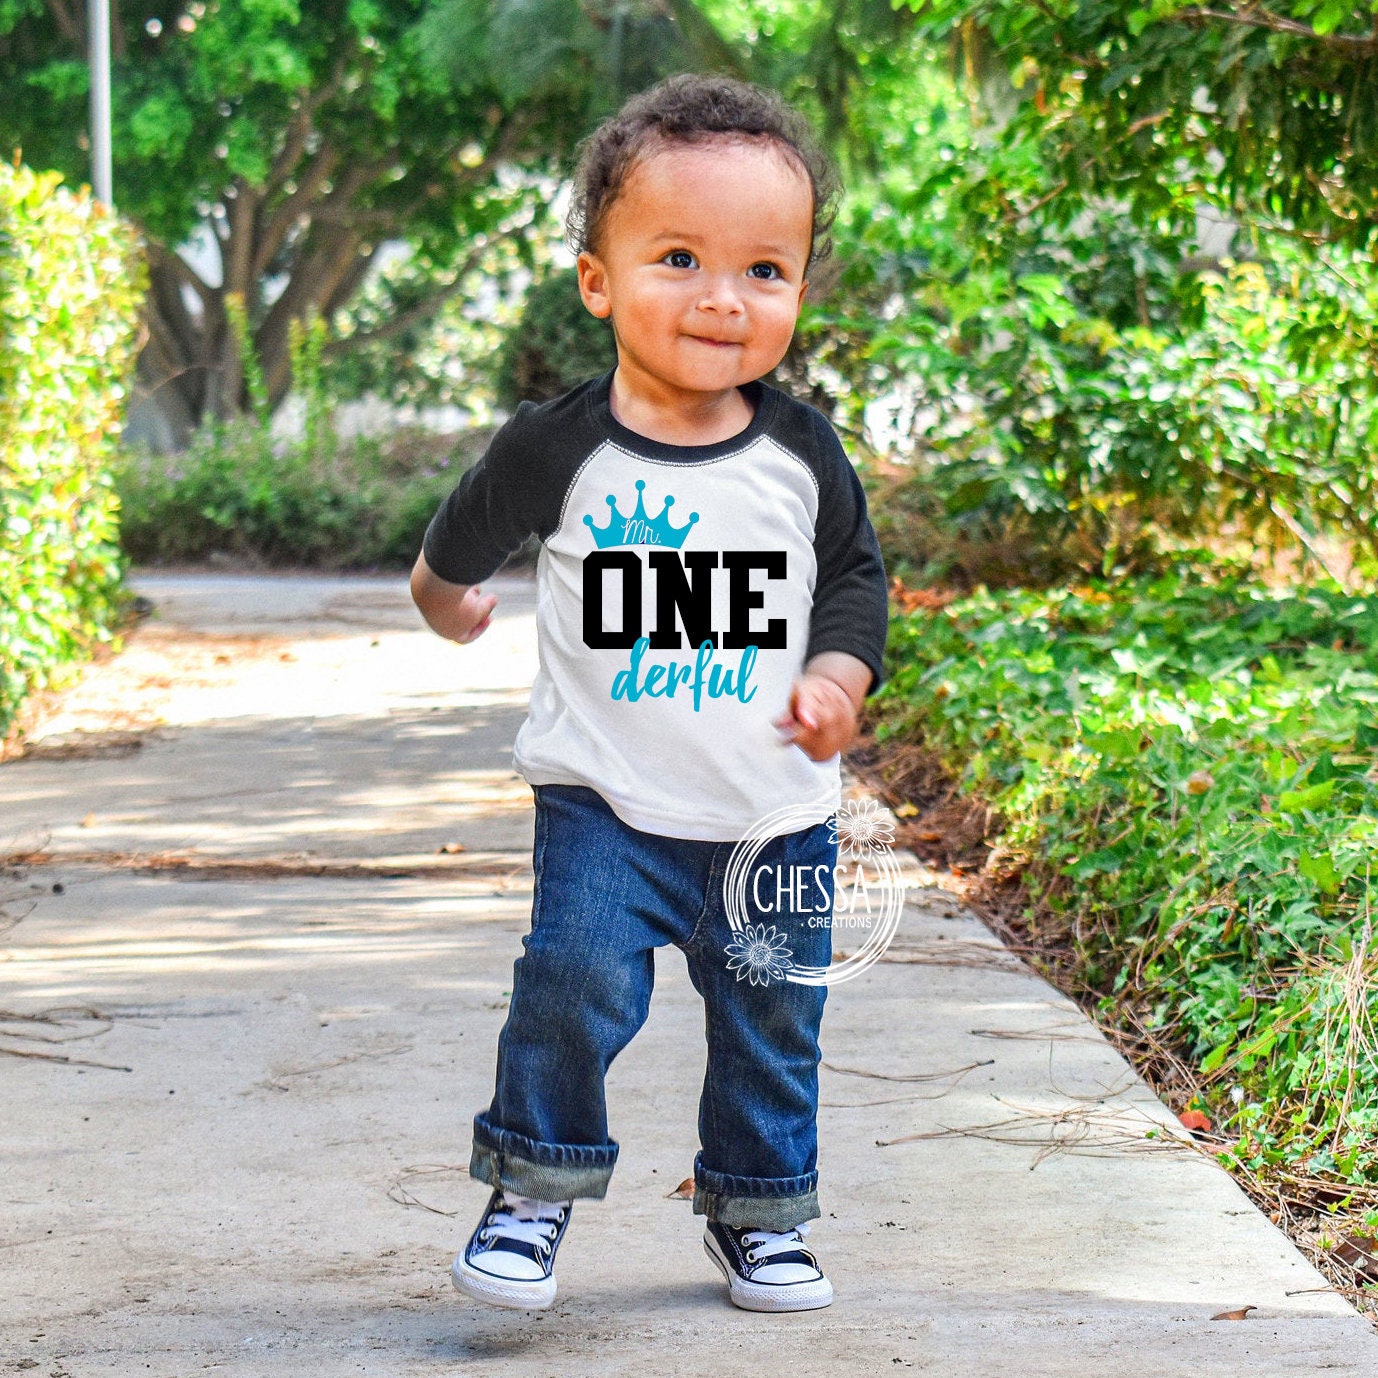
[
  {"x1": 703, "y1": 1219, "x2": 834, "y2": 1312},
  {"x1": 451, "y1": 1189, "x2": 571, "y2": 1309}
]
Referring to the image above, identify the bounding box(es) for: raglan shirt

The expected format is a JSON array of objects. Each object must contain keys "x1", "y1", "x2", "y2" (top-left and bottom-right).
[{"x1": 423, "y1": 370, "x2": 889, "y2": 842}]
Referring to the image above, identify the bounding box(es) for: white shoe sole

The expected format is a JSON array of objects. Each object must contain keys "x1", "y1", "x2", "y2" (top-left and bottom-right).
[
  {"x1": 451, "y1": 1255, "x2": 557, "y2": 1310},
  {"x1": 704, "y1": 1234, "x2": 834, "y2": 1312}
]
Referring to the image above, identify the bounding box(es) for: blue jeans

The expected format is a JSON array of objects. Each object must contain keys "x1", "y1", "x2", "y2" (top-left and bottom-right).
[{"x1": 470, "y1": 783, "x2": 835, "y2": 1231}]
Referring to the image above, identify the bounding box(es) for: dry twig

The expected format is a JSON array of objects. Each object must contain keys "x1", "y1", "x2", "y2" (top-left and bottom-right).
[
  {"x1": 387, "y1": 1165, "x2": 466, "y2": 1217},
  {"x1": 878, "y1": 1094, "x2": 1199, "y2": 1168}
]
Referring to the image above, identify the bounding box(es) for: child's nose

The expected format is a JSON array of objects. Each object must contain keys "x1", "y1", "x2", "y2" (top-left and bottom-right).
[{"x1": 697, "y1": 276, "x2": 745, "y2": 314}]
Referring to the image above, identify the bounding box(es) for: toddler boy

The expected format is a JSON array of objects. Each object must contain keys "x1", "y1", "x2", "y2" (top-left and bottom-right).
[{"x1": 412, "y1": 73, "x2": 888, "y2": 1313}]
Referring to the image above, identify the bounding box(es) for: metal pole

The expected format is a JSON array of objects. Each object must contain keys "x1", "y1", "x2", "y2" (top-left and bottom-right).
[{"x1": 88, "y1": 0, "x2": 112, "y2": 206}]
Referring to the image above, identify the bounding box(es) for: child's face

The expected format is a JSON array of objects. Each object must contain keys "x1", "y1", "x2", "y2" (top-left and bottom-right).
[{"x1": 576, "y1": 139, "x2": 813, "y2": 405}]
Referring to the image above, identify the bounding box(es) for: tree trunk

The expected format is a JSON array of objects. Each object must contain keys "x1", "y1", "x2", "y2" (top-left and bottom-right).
[
  {"x1": 123, "y1": 99, "x2": 536, "y2": 450},
  {"x1": 130, "y1": 252, "x2": 231, "y2": 451}
]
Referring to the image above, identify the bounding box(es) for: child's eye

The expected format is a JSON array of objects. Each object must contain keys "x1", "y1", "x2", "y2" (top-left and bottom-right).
[
  {"x1": 664, "y1": 250, "x2": 696, "y2": 269},
  {"x1": 748, "y1": 262, "x2": 782, "y2": 281}
]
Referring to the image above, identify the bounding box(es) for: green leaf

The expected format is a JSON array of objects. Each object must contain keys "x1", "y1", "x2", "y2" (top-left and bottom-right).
[
  {"x1": 1298, "y1": 849, "x2": 1340, "y2": 895},
  {"x1": 1279, "y1": 780, "x2": 1336, "y2": 812},
  {"x1": 1087, "y1": 729, "x2": 1139, "y2": 760},
  {"x1": 1311, "y1": 1, "x2": 1353, "y2": 37},
  {"x1": 1200, "y1": 1039, "x2": 1234, "y2": 1074}
]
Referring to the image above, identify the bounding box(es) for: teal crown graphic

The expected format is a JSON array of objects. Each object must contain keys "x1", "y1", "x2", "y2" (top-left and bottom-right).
[{"x1": 583, "y1": 479, "x2": 699, "y2": 549}]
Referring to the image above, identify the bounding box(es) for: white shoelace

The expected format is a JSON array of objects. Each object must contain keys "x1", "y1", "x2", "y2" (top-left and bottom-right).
[
  {"x1": 741, "y1": 1222, "x2": 811, "y2": 1264},
  {"x1": 479, "y1": 1195, "x2": 568, "y2": 1253}
]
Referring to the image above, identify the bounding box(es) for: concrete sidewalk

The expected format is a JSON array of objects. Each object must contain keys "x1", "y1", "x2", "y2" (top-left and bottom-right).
[{"x1": 1, "y1": 571, "x2": 1373, "y2": 1376}]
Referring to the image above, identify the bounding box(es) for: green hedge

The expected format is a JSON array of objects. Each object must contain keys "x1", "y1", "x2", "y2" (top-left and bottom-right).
[
  {"x1": 874, "y1": 578, "x2": 1378, "y2": 1183},
  {"x1": 115, "y1": 419, "x2": 489, "y2": 570},
  {"x1": 0, "y1": 162, "x2": 144, "y2": 738},
  {"x1": 494, "y1": 269, "x2": 616, "y2": 410}
]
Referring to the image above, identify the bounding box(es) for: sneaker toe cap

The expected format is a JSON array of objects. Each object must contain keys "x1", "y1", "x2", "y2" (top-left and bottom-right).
[
  {"x1": 752, "y1": 1261, "x2": 824, "y2": 1285},
  {"x1": 467, "y1": 1249, "x2": 547, "y2": 1281}
]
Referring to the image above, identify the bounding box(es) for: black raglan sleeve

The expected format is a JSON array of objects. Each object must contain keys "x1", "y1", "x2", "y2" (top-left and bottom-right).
[
  {"x1": 804, "y1": 410, "x2": 890, "y2": 695},
  {"x1": 422, "y1": 402, "x2": 548, "y2": 586}
]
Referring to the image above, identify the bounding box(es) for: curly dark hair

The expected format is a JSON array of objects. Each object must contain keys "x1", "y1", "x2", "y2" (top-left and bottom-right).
[{"x1": 566, "y1": 74, "x2": 840, "y2": 270}]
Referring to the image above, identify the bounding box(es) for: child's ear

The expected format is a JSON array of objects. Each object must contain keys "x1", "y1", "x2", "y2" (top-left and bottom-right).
[{"x1": 577, "y1": 251, "x2": 613, "y2": 319}]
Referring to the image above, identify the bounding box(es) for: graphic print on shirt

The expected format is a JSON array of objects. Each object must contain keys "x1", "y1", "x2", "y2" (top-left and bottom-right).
[
  {"x1": 580, "y1": 477, "x2": 787, "y2": 712},
  {"x1": 420, "y1": 374, "x2": 889, "y2": 839}
]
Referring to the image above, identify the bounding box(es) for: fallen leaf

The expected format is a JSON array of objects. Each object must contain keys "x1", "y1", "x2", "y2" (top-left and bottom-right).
[
  {"x1": 889, "y1": 578, "x2": 959, "y2": 613},
  {"x1": 1333, "y1": 1233, "x2": 1378, "y2": 1285},
  {"x1": 916, "y1": 830, "x2": 943, "y2": 843},
  {"x1": 1210, "y1": 1305, "x2": 1256, "y2": 1320},
  {"x1": 894, "y1": 803, "x2": 919, "y2": 818},
  {"x1": 1179, "y1": 1109, "x2": 1212, "y2": 1132},
  {"x1": 667, "y1": 1177, "x2": 694, "y2": 1200},
  {"x1": 1186, "y1": 769, "x2": 1215, "y2": 795}
]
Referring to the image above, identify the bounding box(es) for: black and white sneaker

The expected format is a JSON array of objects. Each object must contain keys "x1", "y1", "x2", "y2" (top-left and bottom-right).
[
  {"x1": 451, "y1": 1189, "x2": 571, "y2": 1309},
  {"x1": 704, "y1": 1219, "x2": 833, "y2": 1312}
]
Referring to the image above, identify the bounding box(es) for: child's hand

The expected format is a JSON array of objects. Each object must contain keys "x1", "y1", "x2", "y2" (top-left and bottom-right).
[
  {"x1": 410, "y1": 554, "x2": 498, "y2": 644},
  {"x1": 447, "y1": 584, "x2": 498, "y2": 644},
  {"x1": 773, "y1": 653, "x2": 873, "y2": 762},
  {"x1": 774, "y1": 673, "x2": 858, "y2": 761}
]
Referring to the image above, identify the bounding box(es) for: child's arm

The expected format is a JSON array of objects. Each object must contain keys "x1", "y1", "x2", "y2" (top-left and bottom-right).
[
  {"x1": 773, "y1": 651, "x2": 872, "y2": 761},
  {"x1": 410, "y1": 553, "x2": 498, "y2": 644},
  {"x1": 414, "y1": 399, "x2": 561, "y2": 641},
  {"x1": 772, "y1": 406, "x2": 889, "y2": 761}
]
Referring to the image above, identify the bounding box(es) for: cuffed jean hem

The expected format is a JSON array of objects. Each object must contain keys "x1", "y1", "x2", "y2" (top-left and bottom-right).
[
  {"x1": 691, "y1": 1153, "x2": 820, "y2": 1230},
  {"x1": 469, "y1": 1113, "x2": 617, "y2": 1201}
]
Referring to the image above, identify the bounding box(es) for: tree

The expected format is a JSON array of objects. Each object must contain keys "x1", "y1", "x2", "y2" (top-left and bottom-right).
[
  {"x1": 0, "y1": 0, "x2": 738, "y2": 444},
  {"x1": 320, "y1": 0, "x2": 746, "y2": 415},
  {"x1": 898, "y1": 0, "x2": 1378, "y2": 254},
  {"x1": 701, "y1": 1, "x2": 1378, "y2": 583}
]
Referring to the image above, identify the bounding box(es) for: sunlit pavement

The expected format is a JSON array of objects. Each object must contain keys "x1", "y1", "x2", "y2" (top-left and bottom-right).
[{"x1": 0, "y1": 571, "x2": 1373, "y2": 1376}]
